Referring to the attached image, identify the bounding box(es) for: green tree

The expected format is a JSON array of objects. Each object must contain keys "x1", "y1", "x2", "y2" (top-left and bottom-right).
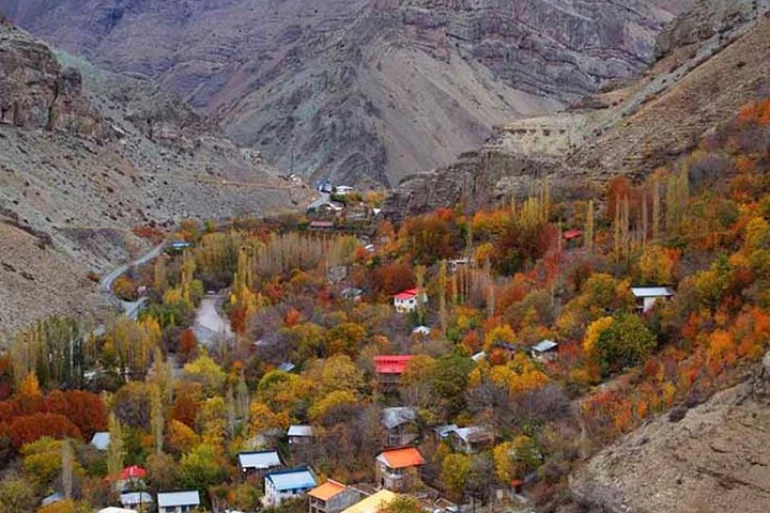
[
  {"x1": 179, "y1": 444, "x2": 227, "y2": 493},
  {"x1": 0, "y1": 474, "x2": 36, "y2": 513},
  {"x1": 441, "y1": 453, "x2": 470, "y2": 500},
  {"x1": 106, "y1": 413, "x2": 124, "y2": 479},
  {"x1": 594, "y1": 313, "x2": 657, "y2": 376}
]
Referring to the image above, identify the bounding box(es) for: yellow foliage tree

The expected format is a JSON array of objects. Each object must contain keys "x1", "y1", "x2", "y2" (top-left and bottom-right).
[{"x1": 583, "y1": 317, "x2": 614, "y2": 356}]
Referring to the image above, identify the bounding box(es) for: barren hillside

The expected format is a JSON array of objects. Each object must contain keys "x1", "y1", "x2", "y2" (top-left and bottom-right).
[
  {"x1": 0, "y1": 21, "x2": 309, "y2": 337},
  {"x1": 0, "y1": 0, "x2": 693, "y2": 185},
  {"x1": 386, "y1": 0, "x2": 770, "y2": 218}
]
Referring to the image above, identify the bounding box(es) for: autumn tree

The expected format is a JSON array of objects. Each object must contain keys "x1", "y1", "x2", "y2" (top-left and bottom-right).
[{"x1": 106, "y1": 412, "x2": 124, "y2": 479}]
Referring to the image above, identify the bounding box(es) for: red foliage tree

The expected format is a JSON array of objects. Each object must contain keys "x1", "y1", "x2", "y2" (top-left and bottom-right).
[
  {"x1": 179, "y1": 329, "x2": 198, "y2": 362},
  {"x1": 46, "y1": 390, "x2": 107, "y2": 439},
  {"x1": 8, "y1": 413, "x2": 82, "y2": 449},
  {"x1": 370, "y1": 261, "x2": 415, "y2": 297},
  {"x1": 171, "y1": 390, "x2": 200, "y2": 429}
]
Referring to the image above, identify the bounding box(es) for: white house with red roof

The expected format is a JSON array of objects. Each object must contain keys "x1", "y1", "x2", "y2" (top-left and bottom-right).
[{"x1": 392, "y1": 288, "x2": 427, "y2": 313}]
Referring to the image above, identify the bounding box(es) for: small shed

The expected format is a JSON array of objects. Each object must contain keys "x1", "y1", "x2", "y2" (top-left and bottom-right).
[
  {"x1": 90, "y1": 432, "x2": 110, "y2": 451},
  {"x1": 531, "y1": 340, "x2": 559, "y2": 362},
  {"x1": 632, "y1": 286, "x2": 675, "y2": 313},
  {"x1": 288, "y1": 425, "x2": 314, "y2": 445}
]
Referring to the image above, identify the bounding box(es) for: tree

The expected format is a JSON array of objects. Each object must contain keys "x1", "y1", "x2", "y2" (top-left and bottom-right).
[
  {"x1": 146, "y1": 453, "x2": 182, "y2": 493},
  {"x1": 106, "y1": 412, "x2": 124, "y2": 479},
  {"x1": 438, "y1": 260, "x2": 448, "y2": 337},
  {"x1": 150, "y1": 385, "x2": 164, "y2": 455},
  {"x1": 8, "y1": 414, "x2": 81, "y2": 450},
  {"x1": 310, "y1": 355, "x2": 364, "y2": 395},
  {"x1": 0, "y1": 474, "x2": 36, "y2": 513},
  {"x1": 182, "y1": 355, "x2": 226, "y2": 397},
  {"x1": 493, "y1": 436, "x2": 541, "y2": 483},
  {"x1": 589, "y1": 314, "x2": 657, "y2": 376},
  {"x1": 46, "y1": 390, "x2": 106, "y2": 440},
  {"x1": 22, "y1": 437, "x2": 65, "y2": 490},
  {"x1": 179, "y1": 443, "x2": 227, "y2": 493},
  {"x1": 441, "y1": 453, "x2": 470, "y2": 500}
]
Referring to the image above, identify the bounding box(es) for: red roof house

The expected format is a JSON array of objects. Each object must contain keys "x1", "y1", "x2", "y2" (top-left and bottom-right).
[
  {"x1": 563, "y1": 229, "x2": 583, "y2": 240},
  {"x1": 373, "y1": 355, "x2": 413, "y2": 390},
  {"x1": 392, "y1": 288, "x2": 427, "y2": 313}
]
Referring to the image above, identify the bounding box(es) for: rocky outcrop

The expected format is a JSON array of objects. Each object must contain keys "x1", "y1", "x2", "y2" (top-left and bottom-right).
[
  {"x1": 0, "y1": 0, "x2": 692, "y2": 186},
  {"x1": 386, "y1": 2, "x2": 770, "y2": 218},
  {"x1": 569, "y1": 354, "x2": 770, "y2": 513},
  {"x1": 0, "y1": 25, "x2": 101, "y2": 136},
  {"x1": 0, "y1": 22, "x2": 311, "y2": 335},
  {"x1": 656, "y1": 0, "x2": 770, "y2": 56}
]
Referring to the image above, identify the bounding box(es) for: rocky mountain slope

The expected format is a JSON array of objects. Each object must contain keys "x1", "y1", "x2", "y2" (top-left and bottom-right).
[
  {"x1": 0, "y1": 0, "x2": 693, "y2": 186},
  {"x1": 386, "y1": 0, "x2": 770, "y2": 218},
  {"x1": 0, "y1": 18, "x2": 308, "y2": 339},
  {"x1": 569, "y1": 353, "x2": 770, "y2": 513}
]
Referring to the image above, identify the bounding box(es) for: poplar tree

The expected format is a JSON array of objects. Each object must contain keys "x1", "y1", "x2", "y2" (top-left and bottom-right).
[
  {"x1": 107, "y1": 412, "x2": 124, "y2": 479},
  {"x1": 438, "y1": 260, "x2": 448, "y2": 337},
  {"x1": 585, "y1": 200, "x2": 595, "y2": 251}
]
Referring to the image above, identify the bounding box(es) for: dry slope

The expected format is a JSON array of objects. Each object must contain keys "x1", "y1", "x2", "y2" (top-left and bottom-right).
[
  {"x1": 0, "y1": 0, "x2": 693, "y2": 186},
  {"x1": 570, "y1": 354, "x2": 770, "y2": 513},
  {"x1": 0, "y1": 20, "x2": 309, "y2": 338}
]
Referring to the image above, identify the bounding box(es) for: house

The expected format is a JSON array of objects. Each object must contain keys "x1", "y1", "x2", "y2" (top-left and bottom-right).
[
  {"x1": 341, "y1": 490, "x2": 396, "y2": 513},
  {"x1": 166, "y1": 241, "x2": 193, "y2": 254},
  {"x1": 314, "y1": 202, "x2": 344, "y2": 216},
  {"x1": 278, "y1": 362, "x2": 297, "y2": 373},
  {"x1": 341, "y1": 288, "x2": 364, "y2": 302},
  {"x1": 238, "y1": 450, "x2": 283, "y2": 475},
  {"x1": 41, "y1": 493, "x2": 64, "y2": 508},
  {"x1": 632, "y1": 286, "x2": 675, "y2": 313},
  {"x1": 449, "y1": 427, "x2": 495, "y2": 454},
  {"x1": 375, "y1": 447, "x2": 425, "y2": 492},
  {"x1": 157, "y1": 491, "x2": 200, "y2": 513},
  {"x1": 531, "y1": 340, "x2": 559, "y2": 362},
  {"x1": 448, "y1": 258, "x2": 470, "y2": 273},
  {"x1": 310, "y1": 221, "x2": 335, "y2": 231},
  {"x1": 120, "y1": 492, "x2": 153, "y2": 510},
  {"x1": 97, "y1": 508, "x2": 138, "y2": 513},
  {"x1": 288, "y1": 425, "x2": 314, "y2": 445},
  {"x1": 308, "y1": 480, "x2": 361, "y2": 513},
  {"x1": 393, "y1": 288, "x2": 427, "y2": 313},
  {"x1": 334, "y1": 185, "x2": 354, "y2": 196},
  {"x1": 434, "y1": 424, "x2": 458, "y2": 442},
  {"x1": 373, "y1": 355, "x2": 413, "y2": 390},
  {"x1": 411, "y1": 326, "x2": 431, "y2": 337},
  {"x1": 563, "y1": 229, "x2": 583, "y2": 249},
  {"x1": 382, "y1": 407, "x2": 419, "y2": 447},
  {"x1": 90, "y1": 431, "x2": 110, "y2": 451},
  {"x1": 471, "y1": 352, "x2": 486, "y2": 363},
  {"x1": 264, "y1": 466, "x2": 318, "y2": 506}
]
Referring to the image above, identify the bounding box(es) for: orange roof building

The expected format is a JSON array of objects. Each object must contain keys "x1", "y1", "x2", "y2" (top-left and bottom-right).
[
  {"x1": 309, "y1": 480, "x2": 347, "y2": 501},
  {"x1": 376, "y1": 447, "x2": 426, "y2": 469},
  {"x1": 309, "y1": 480, "x2": 361, "y2": 513}
]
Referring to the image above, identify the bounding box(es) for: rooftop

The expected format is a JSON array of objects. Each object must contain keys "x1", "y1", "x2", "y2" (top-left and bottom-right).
[
  {"x1": 532, "y1": 340, "x2": 559, "y2": 353},
  {"x1": 374, "y1": 355, "x2": 413, "y2": 375},
  {"x1": 309, "y1": 480, "x2": 347, "y2": 501},
  {"x1": 157, "y1": 491, "x2": 200, "y2": 508},
  {"x1": 266, "y1": 467, "x2": 317, "y2": 491},
  {"x1": 90, "y1": 431, "x2": 110, "y2": 450},
  {"x1": 342, "y1": 490, "x2": 396, "y2": 513},
  {"x1": 288, "y1": 425, "x2": 314, "y2": 437},
  {"x1": 453, "y1": 426, "x2": 493, "y2": 443},
  {"x1": 238, "y1": 450, "x2": 282, "y2": 470},
  {"x1": 631, "y1": 286, "x2": 675, "y2": 298},
  {"x1": 377, "y1": 447, "x2": 425, "y2": 469},
  {"x1": 393, "y1": 288, "x2": 421, "y2": 300},
  {"x1": 120, "y1": 492, "x2": 153, "y2": 506},
  {"x1": 382, "y1": 407, "x2": 417, "y2": 430}
]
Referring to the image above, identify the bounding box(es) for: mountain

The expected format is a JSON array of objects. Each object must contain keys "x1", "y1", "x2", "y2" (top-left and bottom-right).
[
  {"x1": 0, "y1": 17, "x2": 308, "y2": 338},
  {"x1": 385, "y1": 0, "x2": 770, "y2": 219},
  {"x1": 569, "y1": 352, "x2": 770, "y2": 513},
  {"x1": 0, "y1": 0, "x2": 693, "y2": 186}
]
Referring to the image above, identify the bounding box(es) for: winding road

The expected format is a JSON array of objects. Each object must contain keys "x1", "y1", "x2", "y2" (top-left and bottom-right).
[{"x1": 100, "y1": 243, "x2": 165, "y2": 320}]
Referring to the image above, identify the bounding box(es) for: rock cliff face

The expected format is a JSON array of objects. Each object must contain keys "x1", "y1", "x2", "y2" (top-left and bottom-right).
[
  {"x1": 0, "y1": 22, "x2": 310, "y2": 337},
  {"x1": 0, "y1": 24, "x2": 100, "y2": 136},
  {"x1": 0, "y1": 0, "x2": 692, "y2": 186},
  {"x1": 386, "y1": 1, "x2": 770, "y2": 219},
  {"x1": 569, "y1": 354, "x2": 770, "y2": 513}
]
